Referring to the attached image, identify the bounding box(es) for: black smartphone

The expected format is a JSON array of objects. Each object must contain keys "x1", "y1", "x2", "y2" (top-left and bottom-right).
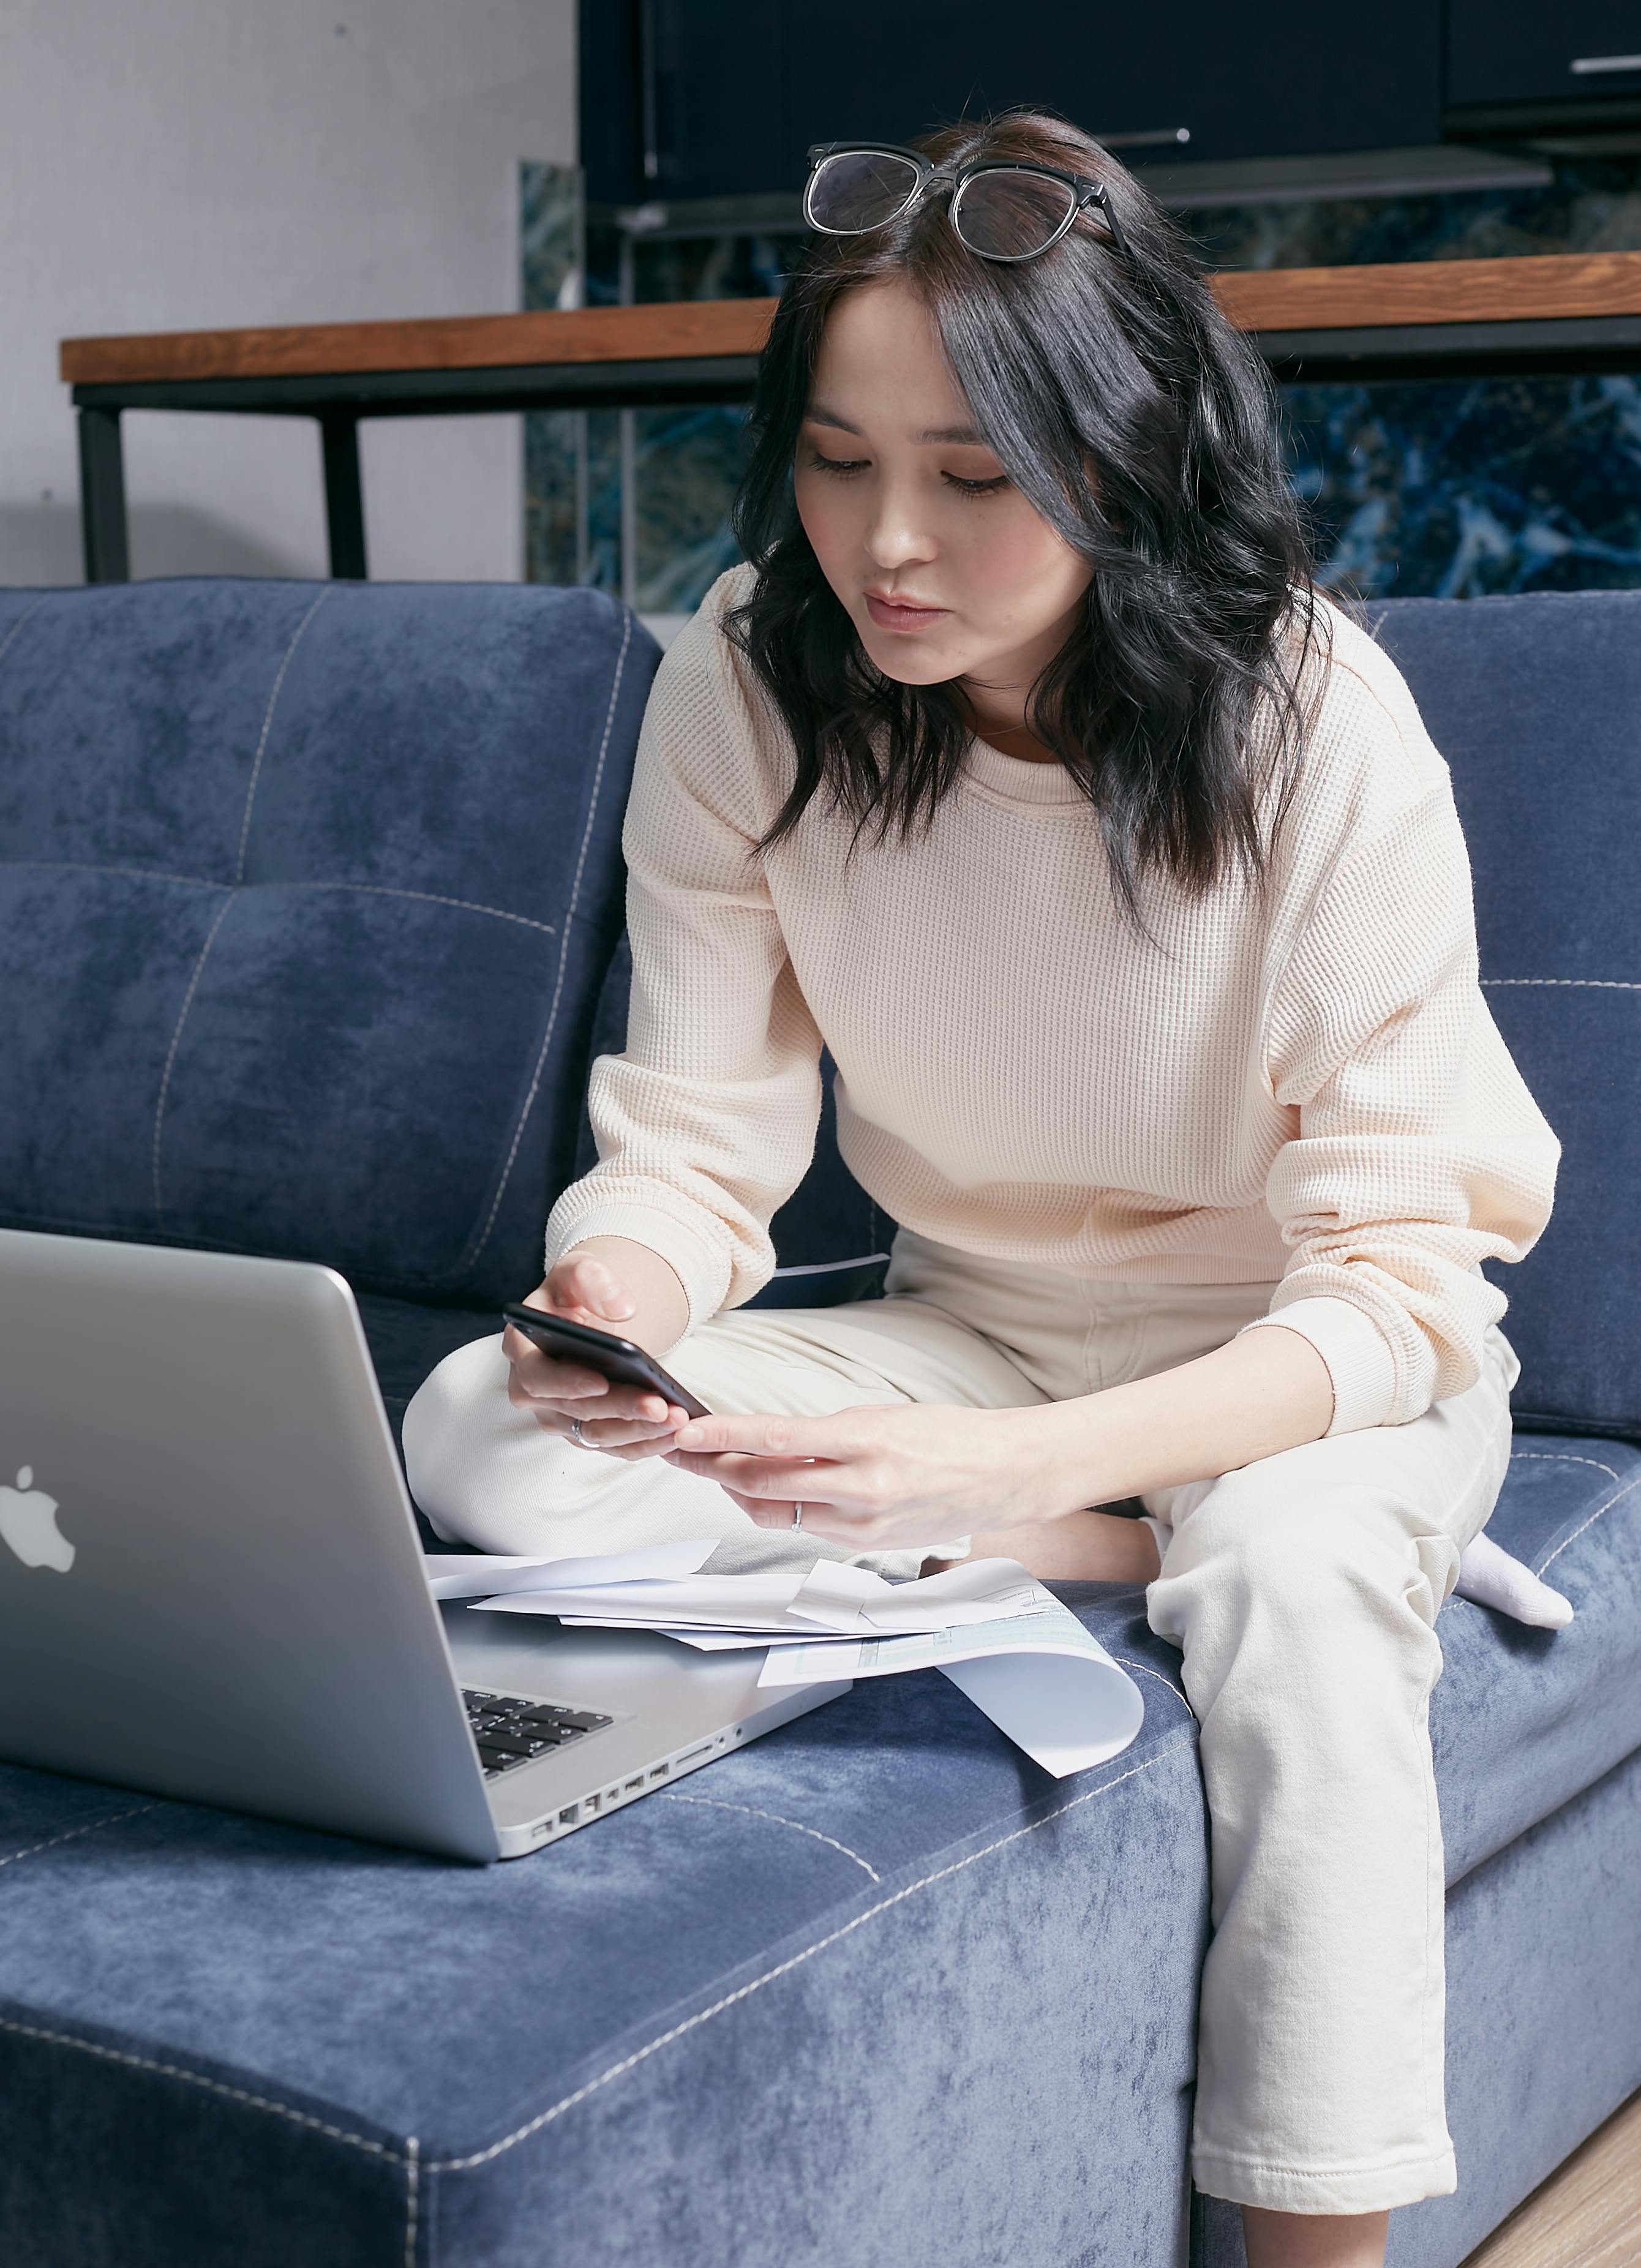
[{"x1": 500, "y1": 1305, "x2": 712, "y2": 1421}]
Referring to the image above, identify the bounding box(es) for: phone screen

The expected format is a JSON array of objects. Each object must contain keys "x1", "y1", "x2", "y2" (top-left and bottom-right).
[{"x1": 500, "y1": 1305, "x2": 712, "y2": 1421}]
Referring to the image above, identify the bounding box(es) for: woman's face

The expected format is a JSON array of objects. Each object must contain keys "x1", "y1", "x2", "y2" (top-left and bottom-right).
[{"x1": 793, "y1": 279, "x2": 1093, "y2": 699}]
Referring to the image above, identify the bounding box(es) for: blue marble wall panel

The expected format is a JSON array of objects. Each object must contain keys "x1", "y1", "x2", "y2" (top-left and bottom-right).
[
  {"x1": 520, "y1": 164, "x2": 588, "y2": 589},
  {"x1": 1181, "y1": 156, "x2": 1641, "y2": 273},
  {"x1": 524, "y1": 156, "x2": 1641, "y2": 609}
]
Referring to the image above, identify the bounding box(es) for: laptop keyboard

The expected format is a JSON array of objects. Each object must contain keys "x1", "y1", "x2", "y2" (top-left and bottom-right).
[{"x1": 463, "y1": 1689, "x2": 614, "y2": 1779}]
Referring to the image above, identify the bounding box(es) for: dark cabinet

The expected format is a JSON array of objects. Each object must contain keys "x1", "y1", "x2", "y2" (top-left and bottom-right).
[
  {"x1": 1448, "y1": 1, "x2": 1641, "y2": 121},
  {"x1": 646, "y1": 0, "x2": 789, "y2": 198},
  {"x1": 581, "y1": 0, "x2": 789, "y2": 206},
  {"x1": 786, "y1": 2, "x2": 1440, "y2": 173},
  {"x1": 584, "y1": 0, "x2": 1444, "y2": 207}
]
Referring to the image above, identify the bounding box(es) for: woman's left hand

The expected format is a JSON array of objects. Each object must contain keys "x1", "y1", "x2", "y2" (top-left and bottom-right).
[{"x1": 663, "y1": 1402, "x2": 1078, "y2": 1552}]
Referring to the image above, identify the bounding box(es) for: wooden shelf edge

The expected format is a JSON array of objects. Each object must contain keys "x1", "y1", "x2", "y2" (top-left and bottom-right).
[
  {"x1": 1216, "y1": 249, "x2": 1641, "y2": 334},
  {"x1": 59, "y1": 252, "x2": 1641, "y2": 389},
  {"x1": 60, "y1": 299, "x2": 781, "y2": 387}
]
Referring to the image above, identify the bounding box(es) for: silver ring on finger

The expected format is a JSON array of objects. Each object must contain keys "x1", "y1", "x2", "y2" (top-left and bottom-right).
[
  {"x1": 792, "y1": 1501, "x2": 803, "y2": 1530},
  {"x1": 569, "y1": 1417, "x2": 588, "y2": 1448}
]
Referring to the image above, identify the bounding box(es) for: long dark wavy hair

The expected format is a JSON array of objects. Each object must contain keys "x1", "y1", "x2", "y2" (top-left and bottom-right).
[{"x1": 726, "y1": 111, "x2": 1320, "y2": 911}]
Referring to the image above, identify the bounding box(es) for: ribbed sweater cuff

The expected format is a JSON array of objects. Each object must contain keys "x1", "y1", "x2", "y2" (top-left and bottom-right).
[
  {"x1": 546, "y1": 1204, "x2": 727, "y2": 1335},
  {"x1": 1240, "y1": 1296, "x2": 1398, "y2": 1435}
]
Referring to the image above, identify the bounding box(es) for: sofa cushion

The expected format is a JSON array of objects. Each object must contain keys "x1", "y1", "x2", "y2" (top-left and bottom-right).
[
  {"x1": 0, "y1": 1609, "x2": 1207, "y2": 2268},
  {"x1": 1370, "y1": 593, "x2": 1641, "y2": 1441},
  {"x1": 576, "y1": 936, "x2": 896, "y2": 1308},
  {"x1": 1432, "y1": 1432, "x2": 1641, "y2": 1885},
  {"x1": 1, "y1": 1432, "x2": 1636, "y2": 2268},
  {"x1": 0, "y1": 580, "x2": 658, "y2": 1308},
  {"x1": 356, "y1": 1294, "x2": 496, "y2": 1457}
]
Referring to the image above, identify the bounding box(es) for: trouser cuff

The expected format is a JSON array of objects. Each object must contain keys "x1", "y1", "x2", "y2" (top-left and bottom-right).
[{"x1": 1192, "y1": 2142, "x2": 1457, "y2": 2217}]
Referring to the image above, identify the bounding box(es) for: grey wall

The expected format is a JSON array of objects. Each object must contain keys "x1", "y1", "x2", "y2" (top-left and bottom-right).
[{"x1": 0, "y1": 0, "x2": 577, "y2": 585}]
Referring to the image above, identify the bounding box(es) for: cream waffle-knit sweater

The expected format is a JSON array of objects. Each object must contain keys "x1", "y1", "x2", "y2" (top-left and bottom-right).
[{"x1": 546, "y1": 566, "x2": 1558, "y2": 1434}]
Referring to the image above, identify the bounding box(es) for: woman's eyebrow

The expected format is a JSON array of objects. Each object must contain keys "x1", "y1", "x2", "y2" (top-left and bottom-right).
[
  {"x1": 803, "y1": 403, "x2": 861, "y2": 434},
  {"x1": 802, "y1": 405, "x2": 988, "y2": 447}
]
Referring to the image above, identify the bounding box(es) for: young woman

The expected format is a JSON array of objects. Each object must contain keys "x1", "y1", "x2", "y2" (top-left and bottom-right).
[{"x1": 406, "y1": 114, "x2": 1558, "y2": 2268}]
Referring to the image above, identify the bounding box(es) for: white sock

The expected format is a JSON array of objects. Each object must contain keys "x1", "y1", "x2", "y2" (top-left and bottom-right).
[
  {"x1": 1140, "y1": 1515, "x2": 1570, "y2": 1628},
  {"x1": 1455, "y1": 1531, "x2": 1573, "y2": 1630}
]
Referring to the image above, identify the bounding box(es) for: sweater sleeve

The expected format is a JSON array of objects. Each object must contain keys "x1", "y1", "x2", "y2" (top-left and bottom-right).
[
  {"x1": 543, "y1": 598, "x2": 824, "y2": 1330},
  {"x1": 1247, "y1": 780, "x2": 1559, "y2": 1431}
]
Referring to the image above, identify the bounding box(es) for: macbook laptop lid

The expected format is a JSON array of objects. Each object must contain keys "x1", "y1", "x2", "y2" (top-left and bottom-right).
[{"x1": 0, "y1": 1230, "x2": 844, "y2": 1862}]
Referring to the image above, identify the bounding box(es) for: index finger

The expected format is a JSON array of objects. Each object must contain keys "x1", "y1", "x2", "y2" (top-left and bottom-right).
[{"x1": 669, "y1": 1413, "x2": 841, "y2": 1459}]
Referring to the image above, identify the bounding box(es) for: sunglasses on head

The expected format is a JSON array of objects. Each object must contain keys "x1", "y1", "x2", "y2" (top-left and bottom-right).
[{"x1": 804, "y1": 141, "x2": 1128, "y2": 263}]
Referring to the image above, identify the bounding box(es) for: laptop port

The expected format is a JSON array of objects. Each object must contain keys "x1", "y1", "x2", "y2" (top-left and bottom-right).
[
  {"x1": 675, "y1": 1743, "x2": 713, "y2": 1768},
  {"x1": 584, "y1": 1793, "x2": 601, "y2": 1816},
  {"x1": 558, "y1": 1804, "x2": 579, "y2": 1826},
  {"x1": 649, "y1": 1765, "x2": 668, "y2": 1780},
  {"x1": 625, "y1": 1776, "x2": 644, "y2": 1792}
]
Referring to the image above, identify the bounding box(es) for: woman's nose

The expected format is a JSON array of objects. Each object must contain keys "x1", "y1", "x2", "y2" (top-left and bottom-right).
[{"x1": 863, "y1": 486, "x2": 936, "y2": 571}]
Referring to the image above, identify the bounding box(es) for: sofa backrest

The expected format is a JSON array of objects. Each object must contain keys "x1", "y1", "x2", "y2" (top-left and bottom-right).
[
  {"x1": 1373, "y1": 590, "x2": 1641, "y2": 1441},
  {"x1": 574, "y1": 936, "x2": 894, "y2": 1310},
  {"x1": 0, "y1": 578, "x2": 656, "y2": 1310},
  {"x1": 6, "y1": 576, "x2": 1631, "y2": 1435}
]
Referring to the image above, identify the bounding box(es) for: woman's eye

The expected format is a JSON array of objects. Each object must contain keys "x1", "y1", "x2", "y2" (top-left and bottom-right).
[
  {"x1": 808, "y1": 450, "x2": 867, "y2": 477},
  {"x1": 942, "y1": 471, "x2": 1010, "y2": 497}
]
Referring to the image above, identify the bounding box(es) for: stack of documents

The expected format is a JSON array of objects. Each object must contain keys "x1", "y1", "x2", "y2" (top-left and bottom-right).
[{"x1": 426, "y1": 1539, "x2": 1144, "y2": 1778}]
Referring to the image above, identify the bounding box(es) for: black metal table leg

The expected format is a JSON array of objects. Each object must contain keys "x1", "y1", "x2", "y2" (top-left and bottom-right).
[
  {"x1": 77, "y1": 406, "x2": 130, "y2": 582},
  {"x1": 319, "y1": 411, "x2": 367, "y2": 579}
]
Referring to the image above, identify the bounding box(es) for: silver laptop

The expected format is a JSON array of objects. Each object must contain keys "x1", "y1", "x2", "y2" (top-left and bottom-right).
[{"x1": 0, "y1": 1227, "x2": 847, "y2": 1862}]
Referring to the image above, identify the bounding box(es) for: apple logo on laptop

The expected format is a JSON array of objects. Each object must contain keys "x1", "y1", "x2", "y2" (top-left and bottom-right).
[{"x1": 0, "y1": 1467, "x2": 75, "y2": 1573}]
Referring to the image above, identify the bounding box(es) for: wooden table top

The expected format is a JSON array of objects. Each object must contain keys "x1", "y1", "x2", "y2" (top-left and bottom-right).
[{"x1": 61, "y1": 250, "x2": 1641, "y2": 388}]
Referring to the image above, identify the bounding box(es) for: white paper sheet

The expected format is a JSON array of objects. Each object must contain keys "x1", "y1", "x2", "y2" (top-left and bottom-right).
[
  {"x1": 471, "y1": 1571, "x2": 810, "y2": 1625},
  {"x1": 425, "y1": 1541, "x2": 1144, "y2": 1778},
  {"x1": 757, "y1": 1574, "x2": 1144, "y2": 1778},
  {"x1": 468, "y1": 1553, "x2": 1043, "y2": 1639},
  {"x1": 556, "y1": 1618, "x2": 864, "y2": 1648},
  {"x1": 424, "y1": 1538, "x2": 719, "y2": 1601}
]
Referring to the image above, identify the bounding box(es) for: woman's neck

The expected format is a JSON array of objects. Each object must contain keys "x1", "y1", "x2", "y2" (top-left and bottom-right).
[
  {"x1": 961, "y1": 684, "x2": 1062, "y2": 765},
  {"x1": 956, "y1": 596, "x2": 1086, "y2": 764},
  {"x1": 970, "y1": 713, "x2": 1061, "y2": 764}
]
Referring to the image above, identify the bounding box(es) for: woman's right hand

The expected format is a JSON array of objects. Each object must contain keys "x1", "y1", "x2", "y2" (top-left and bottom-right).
[{"x1": 501, "y1": 1241, "x2": 693, "y2": 1461}]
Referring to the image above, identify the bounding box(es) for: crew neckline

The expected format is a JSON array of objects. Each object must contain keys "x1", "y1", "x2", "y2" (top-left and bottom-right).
[{"x1": 964, "y1": 735, "x2": 1087, "y2": 807}]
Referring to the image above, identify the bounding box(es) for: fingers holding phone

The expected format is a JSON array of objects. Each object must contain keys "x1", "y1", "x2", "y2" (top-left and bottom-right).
[{"x1": 501, "y1": 1248, "x2": 694, "y2": 1460}]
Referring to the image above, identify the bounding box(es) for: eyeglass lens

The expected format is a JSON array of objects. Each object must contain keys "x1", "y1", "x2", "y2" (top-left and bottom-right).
[
  {"x1": 952, "y1": 169, "x2": 1079, "y2": 259},
  {"x1": 806, "y1": 150, "x2": 923, "y2": 231}
]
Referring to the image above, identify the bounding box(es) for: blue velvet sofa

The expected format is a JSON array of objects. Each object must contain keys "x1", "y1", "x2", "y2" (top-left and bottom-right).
[{"x1": 0, "y1": 575, "x2": 1637, "y2": 2268}]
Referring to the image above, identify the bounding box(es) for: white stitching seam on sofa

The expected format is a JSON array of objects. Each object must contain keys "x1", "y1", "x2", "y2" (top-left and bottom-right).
[
  {"x1": 1536, "y1": 1469, "x2": 1641, "y2": 1577},
  {"x1": 0, "y1": 1803, "x2": 154, "y2": 1872},
  {"x1": 150, "y1": 588, "x2": 332, "y2": 1223},
  {"x1": 0, "y1": 1731, "x2": 1198, "y2": 2185},
  {"x1": 657, "y1": 1790, "x2": 883, "y2": 1882},
  {"x1": 233, "y1": 589, "x2": 332, "y2": 887},
  {"x1": 462, "y1": 606, "x2": 634, "y2": 1274},
  {"x1": 150, "y1": 892, "x2": 236, "y2": 1219},
  {"x1": 0, "y1": 593, "x2": 49, "y2": 678},
  {"x1": 1509, "y1": 1449, "x2": 1624, "y2": 1485},
  {"x1": 0, "y1": 860, "x2": 558, "y2": 934}
]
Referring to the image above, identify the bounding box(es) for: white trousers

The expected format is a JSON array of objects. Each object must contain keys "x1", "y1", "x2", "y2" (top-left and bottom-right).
[{"x1": 404, "y1": 1230, "x2": 1514, "y2": 2215}]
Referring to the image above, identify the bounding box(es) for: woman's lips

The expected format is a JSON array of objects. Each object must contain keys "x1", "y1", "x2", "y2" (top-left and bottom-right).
[{"x1": 865, "y1": 591, "x2": 948, "y2": 633}]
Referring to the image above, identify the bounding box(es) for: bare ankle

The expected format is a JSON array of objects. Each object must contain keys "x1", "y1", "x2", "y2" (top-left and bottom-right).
[
  {"x1": 1242, "y1": 2206, "x2": 1389, "y2": 2268},
  {"x1": 961, "y1": 1508, "x2": 1161, "y2": 1583}
]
